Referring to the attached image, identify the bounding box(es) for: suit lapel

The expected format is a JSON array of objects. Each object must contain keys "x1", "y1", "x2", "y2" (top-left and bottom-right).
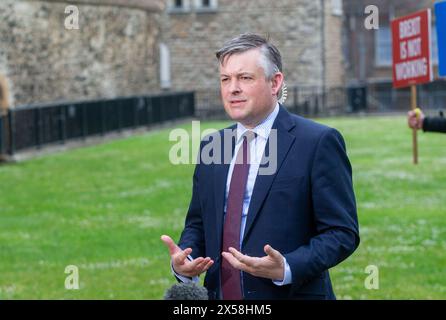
[
  {"x1": 242, "y1": 106, "x2": 296, "y2": 247},
  {"x1": 214, "y1": 126, "x2": 236, "y2": 252}
]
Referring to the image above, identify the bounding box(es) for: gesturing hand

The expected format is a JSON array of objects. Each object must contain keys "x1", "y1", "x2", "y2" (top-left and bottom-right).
[
  {"x1": 161, "y1": 235, "x2": 214, "y2": 278},
  {"x1": 221, "y1": 244, "x2": 285, "y2": 281}
]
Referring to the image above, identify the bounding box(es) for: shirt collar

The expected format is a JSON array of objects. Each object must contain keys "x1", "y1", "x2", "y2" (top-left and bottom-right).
[{"x1": 236, "y1": 103, "x2": 280, "y2": 143}]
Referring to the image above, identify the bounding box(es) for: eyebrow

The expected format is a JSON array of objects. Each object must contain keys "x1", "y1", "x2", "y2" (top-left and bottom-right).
[{"x1": 220, "y1": 72, "x2": 255, "y2": 77}]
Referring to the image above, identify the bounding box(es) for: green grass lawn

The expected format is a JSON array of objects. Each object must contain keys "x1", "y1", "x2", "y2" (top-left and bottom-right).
[{"x1": 0, "y1": 115, "x2": 445, "y2": 299}]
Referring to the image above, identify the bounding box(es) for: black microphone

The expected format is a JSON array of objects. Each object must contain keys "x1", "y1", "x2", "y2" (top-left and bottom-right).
[{"x1": 164, "y1": 282, "x2": 209, "y2": 300}]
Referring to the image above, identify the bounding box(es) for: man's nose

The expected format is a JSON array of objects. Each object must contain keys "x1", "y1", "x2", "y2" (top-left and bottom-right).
[{"x1": 228, "y1": 79, "x2": 241, "y2": 94}]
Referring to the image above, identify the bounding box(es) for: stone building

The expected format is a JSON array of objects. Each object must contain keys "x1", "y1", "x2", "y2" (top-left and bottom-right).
[
  {"x1": 0, "y1": 0, "x2": 346, "y2": 111},
  {"x1": 159, "y1": 0, "x2": 347, "y2": 106},
  {"x1": 0, "y1": 0, "x2": 163, "y2": 107}
]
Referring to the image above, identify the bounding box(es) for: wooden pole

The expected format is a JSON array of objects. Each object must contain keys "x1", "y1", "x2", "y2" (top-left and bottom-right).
[{"x1": 411, "y1": 85, "x2": 418, "y2": 164}]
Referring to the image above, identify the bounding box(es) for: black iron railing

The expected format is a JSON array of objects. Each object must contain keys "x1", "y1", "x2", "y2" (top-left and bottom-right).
[
  {"x1": 194, "y1": 86, "x2": 348, "y2": 120},
  {"x1": 0, "y1": 92, "x2": 194, "y2": 156}
]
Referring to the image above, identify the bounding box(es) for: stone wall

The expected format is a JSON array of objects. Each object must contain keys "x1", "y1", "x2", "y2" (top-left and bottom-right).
[
  {"x1": 0, "y1": 0, "x2": 347, "y2": 108},
  {"x1": 160, "y1": 0, "x2": 327, "y2": 92},
  {"x1": 324, "y1": 0, "x2": 345, "y2": 89},
  {"x1": 0, "y1": 0, "x2": 161, "y2": 107}
]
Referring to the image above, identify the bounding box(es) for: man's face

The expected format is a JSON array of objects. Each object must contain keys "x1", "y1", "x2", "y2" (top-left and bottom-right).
[{"x1": 219, "y1": 49, "x2": 281, "y2": 128}]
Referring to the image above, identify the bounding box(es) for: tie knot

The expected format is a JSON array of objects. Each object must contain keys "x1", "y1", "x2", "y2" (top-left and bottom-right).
[
  {"x1": 234, "y1": 131, "x2": 256, "y2": 165},
  {"x1": 243, "y1": 130, "x2": 257, "y2": 144}
]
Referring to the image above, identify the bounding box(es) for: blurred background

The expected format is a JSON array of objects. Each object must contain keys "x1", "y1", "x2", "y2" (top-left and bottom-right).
[{"x1": 0, "y1": 0, "x2": 445, "y2": 299}]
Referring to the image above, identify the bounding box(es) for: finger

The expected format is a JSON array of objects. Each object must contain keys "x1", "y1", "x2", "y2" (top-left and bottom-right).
[
  {"x1": 173, "y1": 247, "x2": 193, "y2": 265},
  {"x1": 222, "y1": 252, "x2": 244, "y2": 269},
  {"x1": 228, "y1": 248, "x2": 260, "y2": 269},
  {"x1": 227, "y1": 247, "x2": 254, "y2": 265},
  {"x1": 160, "y1": 235, "x2": 180, "y2": 256},
  {"x1": 195, "y1": 258, "x2": 214, "y2": 273},
  {"x1": 223, "y1": 252, "x2": 256, "y2": 275},
  {"x1": 187, "y1": 256, "x2": 205, "y2": 268},
  {"x1": 264, "y1": 244, "x2": 282, "y2": 261},
  {"x1": 224, "y1": 251, "x2": 254, "y2": 272},
  {"x1": 194, "y1": 257, "x2": 211, "y2": 271},
  {"x1": 202, "y1": 259, "x2": 214, "y2": 272}
]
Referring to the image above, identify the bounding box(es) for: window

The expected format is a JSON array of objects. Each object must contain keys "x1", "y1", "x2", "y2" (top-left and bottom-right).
[
  {"x1": 168, "y1": 0, "x2": 191, "y2": 13},
  {"x1": 194, "y1": 0, "x2": 218, "y2": 12},
  {"x1": 375, "y1": 26, "x2": 392, "y2": 67},
  {"x1": 331, "y1": 0, "x2": 343, "y2": 16},
  {"x1": 160, "y1": 44, "x2": 171, "y2": 89}
]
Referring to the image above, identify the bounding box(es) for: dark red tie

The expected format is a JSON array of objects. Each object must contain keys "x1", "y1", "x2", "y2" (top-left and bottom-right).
[{"x1": 221, "y1": 131, "x2": 255, "y2": 300}]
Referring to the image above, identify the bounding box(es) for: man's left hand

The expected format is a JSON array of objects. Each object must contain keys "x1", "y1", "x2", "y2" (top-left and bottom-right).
[{"x1": 222, "y1": 245, "x2": 284, "y2": 281}]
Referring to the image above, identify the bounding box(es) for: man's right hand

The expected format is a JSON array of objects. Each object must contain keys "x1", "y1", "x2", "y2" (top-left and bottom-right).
[{"x1": 161, "y1": 235, "x2": 214, "y2": 278}]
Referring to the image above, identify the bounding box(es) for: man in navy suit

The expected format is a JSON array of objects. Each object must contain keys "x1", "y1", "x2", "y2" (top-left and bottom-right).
[{"x1": 162, "y1": 33, "x2": 359, "y2": 300}]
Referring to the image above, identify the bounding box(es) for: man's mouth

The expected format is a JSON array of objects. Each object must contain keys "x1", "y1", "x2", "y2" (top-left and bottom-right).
[{"x1": 229, "y1": 99, "x2": 247, "y2": 105}]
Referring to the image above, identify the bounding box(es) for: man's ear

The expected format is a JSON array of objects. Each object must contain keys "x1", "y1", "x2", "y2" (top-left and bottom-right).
[{"x1": 270, "y1": 72, "x2": 284, "y2": 96}]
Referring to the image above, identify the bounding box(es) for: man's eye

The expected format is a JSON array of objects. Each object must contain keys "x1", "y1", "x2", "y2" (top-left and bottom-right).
[
  {"x1": 221, "y1": 78, "x2": 229, "y2": 82},
  {"x1": 241, "y1": 76, "x2": 252, "y2": 80}
]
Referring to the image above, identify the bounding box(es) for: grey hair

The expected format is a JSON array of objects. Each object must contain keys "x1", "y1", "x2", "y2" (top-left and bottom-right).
[{"x1": 216, "y1": 33, "x2": 282, "y2": 80}]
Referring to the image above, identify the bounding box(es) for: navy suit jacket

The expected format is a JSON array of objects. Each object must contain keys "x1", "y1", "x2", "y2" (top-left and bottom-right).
[{"x1": 178, "y1": 105, "x2": 360, "y2": 300}]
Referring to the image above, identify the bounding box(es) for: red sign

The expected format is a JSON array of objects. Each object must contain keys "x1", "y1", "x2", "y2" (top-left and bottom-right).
[{"x1": 391, "y1": 9, "x2": 433, "y2": 88}]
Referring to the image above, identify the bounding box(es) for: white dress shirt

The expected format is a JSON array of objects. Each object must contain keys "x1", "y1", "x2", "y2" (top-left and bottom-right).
[{"x1": 174, "y1": 103, "x2": 292, "y2": 286}]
